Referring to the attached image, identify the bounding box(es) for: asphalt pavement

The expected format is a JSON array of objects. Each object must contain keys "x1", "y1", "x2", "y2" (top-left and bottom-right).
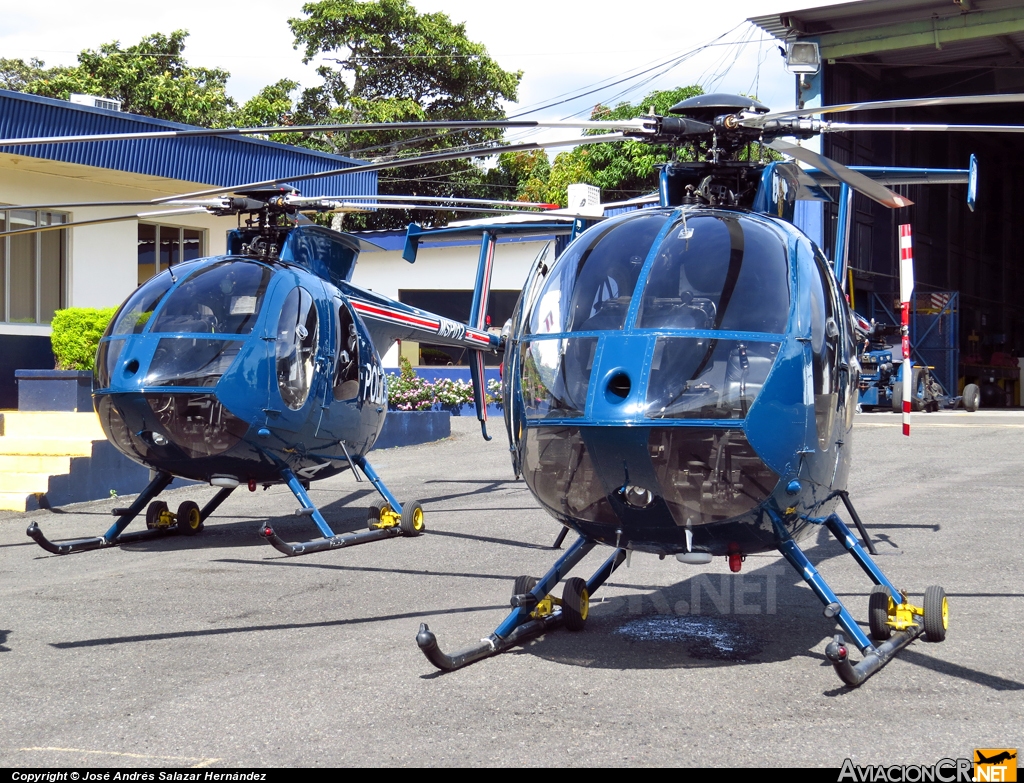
[{"x1": 0, "y1": 410, "x2": 1021, "y2": 767}]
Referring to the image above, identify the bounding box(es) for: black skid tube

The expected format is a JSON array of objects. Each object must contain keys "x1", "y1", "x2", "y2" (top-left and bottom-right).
[
  {"x1": 416, "y1": 614, "x2": 562, "y2": 672},
  {"x1": 825, "y1": 628, "x2": 923, "y2": 687},
  {"x1": 26, "y1": 522, "x2": 180, "y2": 554},
  {"x1": 259, "y1": 524, "x2": 402, "y2": 556},
  {"x1": 417, "y1": 540, "x2": 626, "y2": 672},
  {"x1": 26, "y1": 470, "x2": 174, "y2": 555}
]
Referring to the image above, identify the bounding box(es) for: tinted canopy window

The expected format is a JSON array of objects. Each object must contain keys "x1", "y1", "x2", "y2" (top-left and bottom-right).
[
  {"x1": 152, "y1": 261, "x2": 272, "y2": 335},
  {"x1": 638, "y1": 215, "x2": 790, "y2": 333},
  {"x1": 527, "y1": 212, "x2": 669, "y2": 334},
  {"x1": 108, "y1": 270, "x2": 175, "y2": 336},
  {"x1": 276, "y1": 286, "x2": 320, "y2": 410}
]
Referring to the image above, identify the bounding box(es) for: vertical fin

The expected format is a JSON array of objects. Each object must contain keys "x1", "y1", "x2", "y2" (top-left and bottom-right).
[{"x1": 468, "y1": 231, "x2": 496, "y2": 440}]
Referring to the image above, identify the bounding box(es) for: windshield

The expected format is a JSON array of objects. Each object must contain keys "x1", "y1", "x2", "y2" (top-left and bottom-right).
[
  {"x1": 107, "y1": 271, "x2": 175, "y2": 337},
  {"x1": 527, "y1": 212, "x2": 669, "y2": 334},
  {"x1": 151, "y1": 261, "x2": 272, "y2": 335},
  {"x1": 637, "y1": 214, "x2": 790, "y2": 332}
]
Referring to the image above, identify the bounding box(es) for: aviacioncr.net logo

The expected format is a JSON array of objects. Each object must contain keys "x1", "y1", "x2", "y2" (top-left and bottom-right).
[{"x1": 838, "y1": 758, "x2": 973, "y2": 782}]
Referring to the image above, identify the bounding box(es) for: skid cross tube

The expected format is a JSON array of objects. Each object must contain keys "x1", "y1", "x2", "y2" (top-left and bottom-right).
[
  {"x1": 200, "y1": 486, "x2": 235, "y2": 523},
  {"x1": 768, "y1": 505, "x2": 931, "y2": 687},
  {"x1": 777, "y1": 536, "x2": 875, "y2": 653},
  {"x1": 26, "y1": 470, "x2": 175, "y2": 555},
  {"x1": 822, "y1": 513, "x2": 900, "y2": 598},
  {"x1": 768, "y1": 506, "x2": 873, "y2": 653},
  {"x1": 835, "y1": 490, "x2": 877, "y2": 556},
  {"x1": 260, "y1": 465, "x2": 406, "y2": 556},
  {"x1": 551, "y1": 525, "x2": 570, "y2": 549},
  {"x1": 417, "y1": 536, "x2": 627, "y2": 672},
  {"x1": 353, "y1": 455, "x2": 403, "y2": 514}
]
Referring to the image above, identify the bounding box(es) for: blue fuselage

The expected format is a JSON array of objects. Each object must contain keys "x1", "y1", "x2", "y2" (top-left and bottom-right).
[
  {"x1": 93, "y1": 256, "x2": 385, "y2": 485},
  {"x1": 503, "y1": 207, "x2": 858, "y2": 556}
]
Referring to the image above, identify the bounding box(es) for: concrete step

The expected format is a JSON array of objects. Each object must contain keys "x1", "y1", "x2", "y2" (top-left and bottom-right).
[
  {"x1": 0, "y1": 454, "x2": 72, "y2": 473},
  {"x1": 0, "y1": 492, "x2": 36, "y2": 512},
  {"x1": 0, "y1": 472, "x2": 52, "y2": 493},
  {"x1": 0, "y1": 411, "x2": 104, "y2": 440},
  {"x1": 0, "y1": 437, "x2": 96, "y2": 457}
]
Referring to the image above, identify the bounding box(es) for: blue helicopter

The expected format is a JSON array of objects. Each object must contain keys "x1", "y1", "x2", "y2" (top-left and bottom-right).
[
  {"x1": 407, "y1": 92, "x2": 1022, "y2": 687},
  {"x1": 0, "y1": 117, "x2": 627, "y2": 559},
  {"x1": 19, "y1": 188, "x2": 513, "y2": 558}
]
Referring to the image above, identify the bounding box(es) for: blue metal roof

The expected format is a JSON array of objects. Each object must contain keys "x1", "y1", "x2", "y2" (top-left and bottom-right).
[{"x1": 0, "y1": 89, "x2": 376, "y2": 198}]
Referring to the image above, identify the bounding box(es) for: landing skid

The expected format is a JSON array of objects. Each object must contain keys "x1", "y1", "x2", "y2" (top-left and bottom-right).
[
  {"x1": 418, "y1": 497, "x2": 946, "y2": 686},
  {"x1": 417, "y1": 535, "x2": 626, "y2": 671},
  {"x1": 260, "y1": 456, "x2": 425, "y2": 557},
  {"x1": 769, "y1": 499, "x2": 948, "y2": 687},
  {"x1": 26, "y1": 472, "x2": 234, "y2": 555}
]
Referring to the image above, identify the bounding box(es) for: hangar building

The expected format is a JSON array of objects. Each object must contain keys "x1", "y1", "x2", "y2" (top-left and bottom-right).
[{"x1": 751, "y1": 0, "x2": 1024, "y2": 404}]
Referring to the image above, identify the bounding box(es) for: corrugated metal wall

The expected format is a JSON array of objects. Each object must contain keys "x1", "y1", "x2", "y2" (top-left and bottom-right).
[{"x1": 0, "y1": 89, "x2": 377, "y2": 198}]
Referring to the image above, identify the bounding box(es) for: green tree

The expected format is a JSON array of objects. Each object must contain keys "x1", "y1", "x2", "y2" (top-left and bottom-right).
[
  {"x1": 17, "y1": 31, "x2": 237, "y2": 127},
  {"x1": 230, "y1": 79, "x2": 302, "y2": 142},
  {"x1": 0, "y1": 57, "x2": 49, "y2": 91},
  {"x1": 485, "y1": 150, "x2": 552, "y2": 204},
  {"x1": 543, "y1": 86, "x2": 706, "y2": 206},
  {"x1": 288, "y1": 0, "x2": 522, "y2": 228}
]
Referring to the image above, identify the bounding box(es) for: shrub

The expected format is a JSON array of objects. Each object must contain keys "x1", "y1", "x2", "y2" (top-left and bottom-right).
[
  {"x1": 51, "y1": 307, "x2": 117, "y2": 371},
  {"x1": 487, "y1": 378, "x2": 503, "y2": 407}
]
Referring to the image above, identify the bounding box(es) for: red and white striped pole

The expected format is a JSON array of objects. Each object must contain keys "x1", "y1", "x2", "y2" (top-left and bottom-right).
[{"x1": 899, "y1": 224, "x2": 915, "y2": 436}]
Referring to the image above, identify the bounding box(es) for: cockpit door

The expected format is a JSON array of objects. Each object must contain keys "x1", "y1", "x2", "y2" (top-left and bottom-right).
[
  {"x1": 264, "y1": 280, "x2": 321, "y2": 433},
  {"x1": 504, "y1": 241, "x2": 557, "y2": 477},
  {"x1": 809, "y1": 247, "x2": 844, "y2": 452}
]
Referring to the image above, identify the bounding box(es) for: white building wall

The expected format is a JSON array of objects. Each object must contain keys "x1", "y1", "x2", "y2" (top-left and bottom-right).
[
  {"x1": 352, "y1": 238, "x2": 549, "y2": 366},
  {"x1": 0, "y1": 155, "x2": 237, "y2": 335}
]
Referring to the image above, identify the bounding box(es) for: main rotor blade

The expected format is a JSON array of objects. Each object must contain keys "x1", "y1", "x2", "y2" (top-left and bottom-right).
[
  {"x1": 747, "y1": 93, "x2": 1024, "y2": 126},
  {"x1": 767, "y1": 140, "x2": 913, "y2": 209},
  {"x1": 293, "y1": 194, "x2": 560, "y2": 209},
  {"x1": 1, "y1": 194, "x2": 561, "y2": 213},
  {"x1": 157, "y1": 133, "x2": 627, "y2": 204},
  {"x1": 0, "y1": 208, "x2": 207, "y2": 239},
  {"x1": 825, "y1": 122, "x2": 1024, "y2": 134},
  {"x1": 306, "y1": 202, "x2": 559, "y2": 216},
  {"x1": 0, "y1": 120, "x2": 651, "y2": 148},
  {"x1": 0, "y1": 198, "x2": 227, "y2": 211}
]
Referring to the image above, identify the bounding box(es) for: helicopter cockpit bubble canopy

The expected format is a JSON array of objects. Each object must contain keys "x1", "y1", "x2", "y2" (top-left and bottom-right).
[
  {"x1": 519, "y1": 207, "x2": 793, "y2": 423},
  {"x1": 508, "y1": 205, "x2": 818, "y2": 541},
  {"x1": 95, "y1": 259, "x2": 275, "y2": 391}
]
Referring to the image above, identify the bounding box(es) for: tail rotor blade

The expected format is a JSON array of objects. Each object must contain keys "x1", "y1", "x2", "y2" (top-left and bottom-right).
[{"x1": 899, "y1": 224, "x2": 915, "y2": 437}]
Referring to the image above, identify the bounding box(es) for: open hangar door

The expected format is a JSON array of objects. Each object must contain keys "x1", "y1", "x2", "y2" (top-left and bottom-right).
[{"x1": 753, "y1": 0, "x2": 1024, "y2": 405}]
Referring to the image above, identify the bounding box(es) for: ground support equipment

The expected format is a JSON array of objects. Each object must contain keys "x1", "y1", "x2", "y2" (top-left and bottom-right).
[
  {"x1": 417, "y1": 534, "x2": 627, "y2": 671},
  {"x1": 260, "y1": 456, "x2": 425, "y2": 556},
  {"x1": 26, "y1": 471, "x2": 234, "y2": 554},
  {"x1": 768, "y1": 504, "x2": 947, "y2": 687}
]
